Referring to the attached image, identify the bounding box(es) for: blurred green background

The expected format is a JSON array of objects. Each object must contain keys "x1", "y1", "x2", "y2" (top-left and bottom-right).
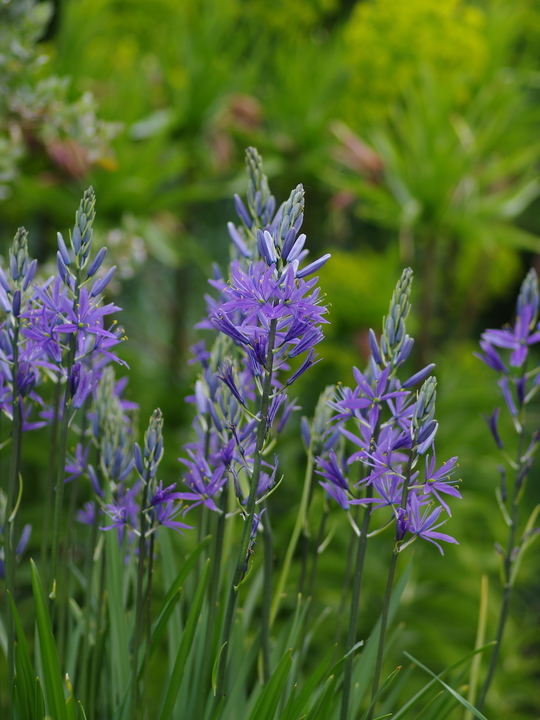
[{"x1": 2, "y1": 0, "x2": 540, "y2": 717}]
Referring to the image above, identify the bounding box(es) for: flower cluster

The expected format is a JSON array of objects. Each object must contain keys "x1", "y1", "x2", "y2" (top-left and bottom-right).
[
  {"x1": 179, "y1": 149, "x2": 329, "y2": 531},
  {"x1": 0, "y1": 188, "x2": 125, "y2": 432},
  {"x1": 316, "y1": 269, "x2": 461, "y2": 554},
  {"x1": 476, "y1": 268, "x2": 540, "y2": 434}
]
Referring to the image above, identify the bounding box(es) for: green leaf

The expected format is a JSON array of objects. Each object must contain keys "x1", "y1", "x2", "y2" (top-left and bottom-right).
[
  {"x1": 34, "y1": 676, "x2": 45, "y2": 719},
  {"x1": 158, "y1": 559, "x2": 211, "y2": 720},
  {"x1": 359, "y1": 666, "x2": 401, "y2": 720},
  {"x1": 306, "y1": 674, "x2": 337, "y2": 720},
  {"x1": 9, "y1": 591, "x2": 35, "y2": 720},
  {"x1": 105, "y1": 529, "x2": 130, "y2": 699},
  {"x1": 247, "y1": 650, "x2": 293, "y2": 720},
  {"x1": 403, "y1": 652, "x2": 490, "y2": 720},
  {"x1": 151, "y1": 535, "x2": 211, "y2": 652},
  {"x1": 65, "y1": 674, "x2": 78, "y2": 720},
  {"x1": 30, "y1": 559, "x2": 67, "y2": 720},
  {"x1": 345, "y1": 558, "x2": 413, "y2": 719},
  {"x1": 510, "y1": 504, "x2": 540, "y2": 584},
  {"x1": 392, "y1": 643, "x2": 494, "y2": 720},
  {"x1": 282, "y1": 644, "x2": 336, "y2": 720},
  {"x1": 114, "y1": 536, "x2": 213, "y2": 720},
  {"x1": 212, "y1": 642, "x2": 228, "y2": 696}
]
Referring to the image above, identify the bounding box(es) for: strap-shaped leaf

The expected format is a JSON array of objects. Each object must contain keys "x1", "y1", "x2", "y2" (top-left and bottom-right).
[
  {"x1": 158, "y1": 559, "x2": 211, "y2": 720},
  {"x1": 248, "y1": 650, "x2": 293, "y2": 720},
  {"x1": 30, "y1": 559, "x2": 67, "y2": 720}
]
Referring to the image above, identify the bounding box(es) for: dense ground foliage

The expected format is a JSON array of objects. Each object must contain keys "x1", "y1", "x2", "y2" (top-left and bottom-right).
[{"x1": 1, "y1": 1, "x2": 540, "y2": 718}]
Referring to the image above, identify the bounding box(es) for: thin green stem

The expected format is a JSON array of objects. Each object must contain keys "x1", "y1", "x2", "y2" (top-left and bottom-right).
[
  {"x1": 305, "y1": 502, "x2": 329, "y2": 619},
  {"x1": 261, "y1": 501, "x2": 273, "y2": 683},
  {"x1": 195, "y1": 495, "x2": 227, "y2": 719},
  {"x1": 333, "y1": 505, "x2": 359, "y2": 648},
  {"x1": 131, "y1": 480, "x2": 150, "y2": 719},
  {"x1": 340, "y1": 489, "x2": 374, "y2": 720},
  {"x1": 368, "y1": 452, "x2": 415, "y2": 720},
  {"x1": 212, "y1": 319, "x2": 277, "y2": 714},
  {"x1": 80, "y1": 501, "x2": 101, "y2": 708},
  {"x1": 300, "y1": 502, "x2": 329, "y2": 655},
  {"x1": 48, "y1": 386, "x2": 72, "y2": 603},
  {"x1": 476, "y1": 418, "x2": 526, "y2": 711},
  {"x1": 49, "y1": 272, "x2": 80, "y2": 602},
  {"x1": 88, "y1": 547, "x2": 107, "y2": 720},
  {"x1": 41, "y1": 380, "x2": 61, "y2": 570},
  {"x1": 4, "y1": 323, "x2": 21, "y2": 689},
  {"x1": 271, "y1": 449, "x2": 314, "y2": 625},
  {"x1": 143, "y1": 530, "x2": 156, "y2": 713}
]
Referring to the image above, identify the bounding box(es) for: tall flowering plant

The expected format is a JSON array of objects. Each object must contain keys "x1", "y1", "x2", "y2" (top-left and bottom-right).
[
  {"x1": 473, "y1": 268, "x2": 540, "y2": 712},
  {"x1": 182, "y1": 147, "x2": 331, "y2": 707},
  {"x1": 315, "y1": 267, "x2": 461, "y2": 720}
]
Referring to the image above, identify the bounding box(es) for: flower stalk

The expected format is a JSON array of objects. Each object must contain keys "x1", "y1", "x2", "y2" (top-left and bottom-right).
[{"x1": 212, "y1": 319, "x2": 278, "y2": 711}]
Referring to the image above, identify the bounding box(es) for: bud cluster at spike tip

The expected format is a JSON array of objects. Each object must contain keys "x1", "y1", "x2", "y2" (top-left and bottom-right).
[
  {"x1": 370, "y1": 267, "x2": 413, "y2": 372},
  {"x1": 225, "y1": 150, "x2": 330, "y2": 279}
]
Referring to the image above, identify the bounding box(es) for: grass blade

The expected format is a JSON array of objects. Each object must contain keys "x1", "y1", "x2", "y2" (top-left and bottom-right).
[
  {"x1": 403, "y1": 652, "x2": 490, "y2": 720},
  {"x1": 30, "y1": 558, "x2": 67, "y2": 720},
  {"x1": 391, "y1": 643, "x2": 495, "y2": 720},
  {"x1": 248, "y1": 650, "x2": 293, "y2": 720},
  {"x1": 158, "y1": 559, "x2": 211, "y2": 720}
]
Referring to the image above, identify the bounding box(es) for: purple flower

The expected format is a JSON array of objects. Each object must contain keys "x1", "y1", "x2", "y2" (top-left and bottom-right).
[
  {"x1": 177, "y1": 451, "x2": 227, "y2": 513},
  {"x1": 482, "y1": 304, "x2": 540, "y2": 368},
  {"x1": 482, "y1": 408, "x2": 504, "y2": 449},
  {"x1": 316, "y1": 449, "x2": 348, "y2": 491},
  {"x1": 76, "y1": 501, "x2": 99, "y2": 526},
  {"x1": 149, "y1": 481, "x2": 183, "y2": 506},
  {"x1": 421, "y1": 453, "x2": 461, "y2": 515},
  {"x1": 498, "y1": 376, "x2": 518, "y2": 417},
  {"x1": 474, "y1": 339, "x2": 508, "y2": 374},
  {"x1": 152, "y1": 502, "x2": 193, "y2": 534},
  {"x1": 65, "y1": 443, "x2": 91, "y2": 483},
  {"x1": 320, "y1": 481, "x2": 350, "y2": 510},
  {"x1": 217, "y1": 362, "x2": 247, "y2": 407},
  {"x1": 54, "y1": 288, "x2": 121, "y2": 357},
  {"x1": 405, "y1": 493, "x2": 459, "y2": 554}
]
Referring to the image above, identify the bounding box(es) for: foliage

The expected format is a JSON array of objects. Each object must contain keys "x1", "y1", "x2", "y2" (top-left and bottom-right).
[
  {"x1": 0, "y1": 1, "x2": 540, "y2": 718},
  {"x1": 343, "y1": 0, "x2": 487, "y2": 121},
  {"x1": 0, "y1": 0, "x2": 119, "y2": 199}
]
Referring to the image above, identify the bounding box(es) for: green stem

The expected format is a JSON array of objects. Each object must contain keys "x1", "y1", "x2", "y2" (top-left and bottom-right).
[
  {"x1": 40, "y1": 380, "x2": 61, "y2": 570},
  {"x1": 79, "y1": 500, "x2": 101, "y2": 708},
  {"x1": 131, "y1": 479, "x2": 150, "y2": 719},
  {"x1": 340, "y1": 490, "x2": 374, "y2": 720},
  {"x1": 48, "y1": 386, "x2": 72, "y2": 604},
  {"x1": 368, "y1": 453, "x2": 415, "y2": 720},
  {"x1": 4, "y1": 323, "x2": 21, "y2": 689},
  {"x1": 88, "y1": 546, "x2": 107, "y2": 720},
  {"x1": 476, "y1": 420, "x2": 526, "y2": 711},
  {"x1": 143, "y1": 530, "x2": 156, "y2": 712},
  {"x1": 261, "y1": 501, "x2": 273, "y2": 683},
  {"x1": 271, "y1": 449, "x2": 314, "y2": 625},
  {"x1": 307, "y1": 503, "x2": 329, "y2": 603},
  {"x1": 195, "y1": 507, "x2": 227, "y2": 718},
  {"x1": 301, "y1": 502, "x2": 329, "y2": 650},
  {"x1": 49, "y1": 273, "x2": 80, "y2": 602},
  {"x1": 333, "y1": 505, "x2": 359, "y2": 648},
  {"x1": 212, "y1": 319, "x2": 278, "y2": 714}
]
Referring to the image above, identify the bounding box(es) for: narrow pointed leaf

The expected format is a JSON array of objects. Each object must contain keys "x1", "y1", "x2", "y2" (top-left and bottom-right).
[
  {"x1": 403, "y1": 652, "x2": 490, "y2": 720},
  {"x1": 282, "y1": 644, "x2": 337, "y2": 720},
  {"x1": 158, "y1": 559, "x2": 211, "y2": 720},
  {"x1": 248, "y1": 650, "x2": 293, "y2": 720},
  {"x1": 30, "y1": 559, "x2": 67, "y2": 720}
]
